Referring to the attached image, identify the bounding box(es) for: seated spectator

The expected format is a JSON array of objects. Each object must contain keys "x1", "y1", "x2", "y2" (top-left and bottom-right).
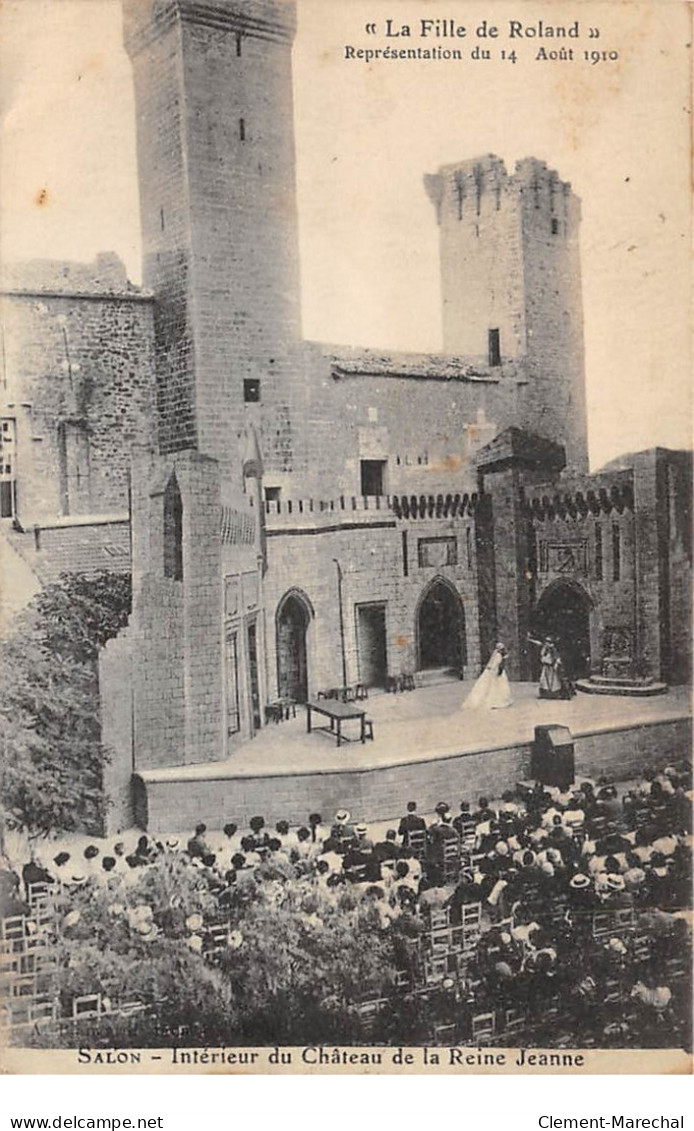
[
  {"x1": 187, "y1": 824, "x2": 210, "y2": 859},
  {"x1": 1, "y1": 866, "x2": 29, "y2": 917},
  {"x1": 343, "y1": 840, "x2": 381, "y2": 885},
  {"x1": 249, "y1": 816, "x2": 270, "y2": 849},
  {"x1": 595, "y1": 784, "x2": 621, "y2": 822},
  {"x1": 398, "y1": 801, "x2": 426, "y2": 841},
  {"x1": 447, "y1": 872, "x2": 484, "y2": 921},
  {"x1": 52, "y1": 852, "x2": 71, "y2": 883},
  {"x1": 392, "y1": 859, "x2": 419, "y2": 897},
  {"x1": 22, "y1": 854, "x2": 53, "y2": 899},
  {"x1": 473, "y1": 797, "x2": 496, "y2": 825},
  {"x1": 373, "y1": 829, "x2": 399, "y2": 863},
  {"x1": 330, "y1": 809, "x2": 356, "y2": 843},
  {"x1": 353, "y1": 823, "x2": 374, "y2": 851}
]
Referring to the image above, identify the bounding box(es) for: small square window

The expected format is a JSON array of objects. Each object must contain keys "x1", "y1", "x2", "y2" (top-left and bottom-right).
[
  {"x1": 361, "y1": 459, "x2": 386, "y2": 497},
  {"x1": 244, "y1": 379, "x2": 260, "y2": 403}
]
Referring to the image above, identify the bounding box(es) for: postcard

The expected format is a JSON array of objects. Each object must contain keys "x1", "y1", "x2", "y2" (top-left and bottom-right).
[{"x1": 0, "y1": 0, "x2": 691, "y2": 1075}]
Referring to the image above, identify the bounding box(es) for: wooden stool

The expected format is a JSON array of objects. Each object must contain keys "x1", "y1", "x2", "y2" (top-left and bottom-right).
[
  {"x1": 281, "y1": 699, "x2": 297, "y2": 719},
  {"x1": 355, "y1": 683, "x2": 368, "y2": 700},
  {"x1": 364, "y1": 718, "x2": 374, "y2": 740},
  {"x1": 265, "y1": 702, "x2": 283, "y2": 724},
  {"x1": 401, "y1": 672, "x2": 416, "y2": 691}
]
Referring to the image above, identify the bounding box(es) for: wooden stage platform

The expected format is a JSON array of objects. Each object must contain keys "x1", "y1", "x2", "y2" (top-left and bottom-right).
[{"x1": 134, "y1": 683, "x2": 692, "y2": 833}]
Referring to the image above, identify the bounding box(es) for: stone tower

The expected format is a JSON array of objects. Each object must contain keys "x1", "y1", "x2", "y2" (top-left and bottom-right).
[
  {"x1": 425, "y1": 155, "x2": 588, "y2": 471},
  {"x1": 122, "y1": 0, "x2": 302, "y2": 472}
]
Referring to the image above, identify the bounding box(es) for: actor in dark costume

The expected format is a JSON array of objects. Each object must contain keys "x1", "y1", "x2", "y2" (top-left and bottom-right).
[{"x1": 528, "y1": 635, "x2": 575, "y2": 699}]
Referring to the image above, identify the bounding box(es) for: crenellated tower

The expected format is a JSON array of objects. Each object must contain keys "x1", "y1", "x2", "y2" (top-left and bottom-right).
[
  {"x1": 426, "y1": 155, "x2": 588, "y2": 471},
  {"x1": 122, "y1": 0, "x2": 302, "y2": 471}
]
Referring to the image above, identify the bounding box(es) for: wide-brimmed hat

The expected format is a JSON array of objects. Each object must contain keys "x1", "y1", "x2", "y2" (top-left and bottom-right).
[
  {"x1": 355, "y1": 824, "x2": 368, "y2": 835},
  {"x1": 334, "y1": 809, "x2": 350, "y2": 824},
  {"x1": 605, "y1": 873, "x2": 626, "y2": 892},
  {"x1": 570, "y1": 873, "x2": 591, "y2": 889}
]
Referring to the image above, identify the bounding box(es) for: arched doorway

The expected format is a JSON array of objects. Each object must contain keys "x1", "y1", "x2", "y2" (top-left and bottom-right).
[
  {"x1": 416, "y1": 578, "x2": 466, "y2": 674},
  {"x1": 276, "y1": 590, "x2": 312, "y2": 702},
  {"x1": 531, "y1": 581, "x2": 592, "y2": 680}
]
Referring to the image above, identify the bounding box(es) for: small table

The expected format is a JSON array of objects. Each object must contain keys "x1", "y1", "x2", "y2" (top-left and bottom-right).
[{"x1": 306, "y1": 698, "x2": 367, "y2": 747}]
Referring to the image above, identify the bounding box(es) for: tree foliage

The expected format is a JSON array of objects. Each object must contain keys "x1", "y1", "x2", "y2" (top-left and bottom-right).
[
  {"x1": 0, "y1": 572, "x2": 131, "y2": 839},
  {"x1": 28, "y1": 853, "x2": 425, "y2": 1047}
]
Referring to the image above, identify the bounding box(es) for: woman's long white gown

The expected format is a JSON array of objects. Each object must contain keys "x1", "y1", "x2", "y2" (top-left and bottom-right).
[{"x1": 462, "y1": 648, "x2": 513, "y2": 710}]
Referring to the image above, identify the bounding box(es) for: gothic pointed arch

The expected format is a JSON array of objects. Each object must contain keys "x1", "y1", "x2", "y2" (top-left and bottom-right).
[
  {"x1": 415, "y1": 575, "x2": 466, "y2": 674},
  {"x1": 276, "y1": 588, "x2": 314, "y2": 703},
  {"x1": 531, "y1": 578, "x2": 592, "y2": 680}
]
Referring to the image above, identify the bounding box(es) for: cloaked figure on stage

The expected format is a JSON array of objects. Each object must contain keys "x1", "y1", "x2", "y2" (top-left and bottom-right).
[
  {"x1": 528, "y1": 635, "x2": 575, "y2": 700},
  {"x1": 462, "y1": 642, "x2": 513, "y2": 710}
]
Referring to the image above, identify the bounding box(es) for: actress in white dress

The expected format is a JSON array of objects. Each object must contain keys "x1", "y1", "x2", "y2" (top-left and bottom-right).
[{"x1": 462, "y1": 642, "x2": 513, "y2": 710}]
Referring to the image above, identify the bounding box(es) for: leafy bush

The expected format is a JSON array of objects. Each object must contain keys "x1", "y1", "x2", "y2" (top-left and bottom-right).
[{"x1": 0, "y1": 572, "x2": 131, "y2": 839}]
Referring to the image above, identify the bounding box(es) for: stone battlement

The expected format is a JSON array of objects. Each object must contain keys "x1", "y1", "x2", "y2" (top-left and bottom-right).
[
  {"x1": 258, "y1": 491, "x2": 479, "y2": 528},
  {"x1": 425, "y1": 154, "x2": 576, "y2": 227},
  {"x1": 523, "y1": 470, "x2": 634, "y2": 522}
]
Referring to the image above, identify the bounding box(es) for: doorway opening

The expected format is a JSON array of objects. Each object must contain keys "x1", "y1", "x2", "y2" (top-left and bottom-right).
[
  {"x1": 416, "y1": 577, "x2": 466, "y2": 674},
  {"x1": 276, "y1": 590, "x2": 311, "y2": 703},
  {"x1": 531, "y1": 581, "x2": 592, "y2": 680},
  {"x1": 356, "y1": 602, "x2": 388, "y2": 688}
]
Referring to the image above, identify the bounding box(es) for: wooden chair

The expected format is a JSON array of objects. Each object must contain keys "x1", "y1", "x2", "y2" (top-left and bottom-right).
[
  {"x1": 394, "y1": 968, "x2": 412, "y2": 991},
  {"x1": 29, "y1": 998, "x2": 57, "y2": 1025},
  {"x1": 403, "y1": 827, "x2": 427, "y2": 861},
  {"x1": 663, "y1": 956, "x2": 688, "y2": 982},
  {"x1": 72, "y1": 993, "x2": 102, "y2": 1020},
  {"x1": 265, "y1": 702, "x2": 283, "y2": 724},
  {"x1": 441, "y1": 837, "x2": 461, "y2": 884},
  {"x1": 502, "y1": 1007, "x2": 527, "y2": 1037},
  {"x1": 1, "y1": 916, "x2": 26, "y2": 943},
  {"x1": 631, "y1": 933, "x2": 651, "y2": 964},
  {"x1": 424, "y1": 954, "x2": 449, "y2": 984},
  {"x1": 432, "y1": 1021, "x2": 457, "y2": 1044},
  {"x1": 426, "y1": 907, "x2": 450, "y2": 933},
  {"x1": 460, "y1": 902, "x2": 482, "y2": 954},
  {"x1": 356, "y1": 997, "x2": 387, "y2": 1035},
  {"x1": 26, "y1": 880, "x2": 54, "y2": 909},
  {"x1": 471, "y1": 1011, "x2": 495, "y2": 1045},
  {"x1": 457, "y1": 816, "x2": 478, "y2": 848}
]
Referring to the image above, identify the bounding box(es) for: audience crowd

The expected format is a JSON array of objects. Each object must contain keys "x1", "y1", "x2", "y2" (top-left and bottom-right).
[{"x1": 1, "y1": 763, "x2": 692, "y2": 1048}]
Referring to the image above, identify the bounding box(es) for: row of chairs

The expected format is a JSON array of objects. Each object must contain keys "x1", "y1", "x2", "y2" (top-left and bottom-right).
[
  {"x1": 316, "y1": 684, "x2": 368, "y2": 702},
  {"x1": 1, "y1": 912, "x2": 57, "y2": 1033}
]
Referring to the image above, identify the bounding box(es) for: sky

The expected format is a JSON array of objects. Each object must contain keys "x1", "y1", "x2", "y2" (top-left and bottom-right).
[{"x1": 0, "y1": 0, "x2": 691, "y2": 469}]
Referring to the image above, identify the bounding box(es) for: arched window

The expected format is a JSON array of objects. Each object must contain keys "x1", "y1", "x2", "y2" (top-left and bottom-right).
[{"x1": 163, "y1": 473, "x2": 183, "y2": 581}]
